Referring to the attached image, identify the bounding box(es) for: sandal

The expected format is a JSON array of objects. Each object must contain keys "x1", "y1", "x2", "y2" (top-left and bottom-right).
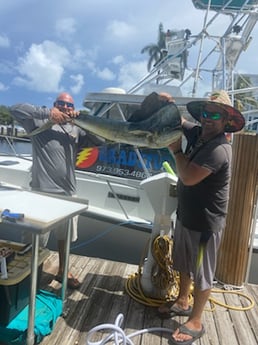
[
  {"x1": 157, "y1": 301, "x2": 192, "y2": 319},
  {"x1": 169, "y1": 324, "x2": 205, "y2": 345}
]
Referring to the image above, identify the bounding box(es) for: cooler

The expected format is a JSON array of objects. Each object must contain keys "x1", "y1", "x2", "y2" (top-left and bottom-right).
[{"x1": 0, "y1": 240, "x2": 49, "y2": 326}]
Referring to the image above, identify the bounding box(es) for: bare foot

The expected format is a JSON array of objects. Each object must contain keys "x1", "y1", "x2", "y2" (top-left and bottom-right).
[
  {"x1": 171, "y1": 322, "x2": 205, "y2": 343},
  {"x1": 55, "y1": 272, "x2": 81, "y2": 289}
]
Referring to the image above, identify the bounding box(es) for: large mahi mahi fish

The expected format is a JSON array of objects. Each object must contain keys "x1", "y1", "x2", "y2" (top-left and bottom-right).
[{"x1": 28, "y1": 102, "x2": 182, "y2": 149}]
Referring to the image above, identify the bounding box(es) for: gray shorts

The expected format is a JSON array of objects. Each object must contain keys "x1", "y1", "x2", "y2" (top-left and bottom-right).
[{"x1": 172, "y1": 219, "x2": 223, "y2": 290}]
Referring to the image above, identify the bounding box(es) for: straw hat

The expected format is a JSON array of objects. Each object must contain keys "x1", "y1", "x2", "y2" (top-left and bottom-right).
[{"x1": 186, "y1": 90, "x2": 245, "y2": 133}]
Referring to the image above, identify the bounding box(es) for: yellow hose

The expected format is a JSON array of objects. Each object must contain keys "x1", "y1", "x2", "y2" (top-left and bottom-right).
[
  {"x1": 125, "y1": 235, "x2": 255, "y2": 312},
  {"x1": 208, "y1": 289, "x2": 255, "y2": 311}
]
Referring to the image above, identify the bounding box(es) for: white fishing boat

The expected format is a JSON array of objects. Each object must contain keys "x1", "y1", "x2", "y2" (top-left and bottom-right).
[
  {"x1": 0, "y1": 149, "x2": 155, "y2": 264},
  {"x1": 0, "y1": 0, "x2": 258, "y2": 283}
]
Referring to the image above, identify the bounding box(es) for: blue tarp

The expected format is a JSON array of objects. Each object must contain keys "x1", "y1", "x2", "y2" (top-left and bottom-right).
[{"x1": 0, "y1": 290, "x2": 62, "y2": 345}]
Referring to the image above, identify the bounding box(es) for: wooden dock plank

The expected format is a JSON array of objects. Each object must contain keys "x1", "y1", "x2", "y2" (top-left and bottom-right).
[
  {"x1": 243, "y1": 284, "x2": 258, "y2": 343},
  {"x1": 41, "y1": 253, "x2": 258, "y2": 345},
  {"x1": 225, "y1": 290, "x2": 257, "y2": 345},
  {"x1": 187, "y1": 289, "x2": 236, "y2": 345},
  {"x1": 5, "y1": 251, "x2": 258, "y2": 345}
]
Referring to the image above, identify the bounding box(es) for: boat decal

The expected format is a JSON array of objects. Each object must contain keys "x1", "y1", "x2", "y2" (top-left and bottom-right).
[{"x1": 76, "y1": 143, "x2": 175, "y2": 180}]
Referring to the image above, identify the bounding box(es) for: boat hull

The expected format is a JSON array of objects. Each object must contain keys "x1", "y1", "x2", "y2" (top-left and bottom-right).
[{"x1": 0, "y1": 154, "x2": 154, "y2": 264}]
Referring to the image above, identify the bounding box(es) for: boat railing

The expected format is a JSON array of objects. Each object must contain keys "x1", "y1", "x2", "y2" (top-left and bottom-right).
[
  {"x1": 192, "y1": 0, "x2": 258, "y2": 13},
  {"x1": 128, "y1": 0, "x2": 258, "y2": 96},
  {"x1": 0, "y1": 134, "x2": 31, "y2": 158}
]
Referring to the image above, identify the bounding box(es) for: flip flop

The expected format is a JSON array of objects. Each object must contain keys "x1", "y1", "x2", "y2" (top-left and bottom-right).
[
  {"x1": 157, "y1": 301, "x2": 192, "y2": 319},
  {"x1": 55, "y1": 274, "x2": 81, "y2": 289},
  {"x1": 169, "y1": 324, "x2": 205, "y2": 345}
]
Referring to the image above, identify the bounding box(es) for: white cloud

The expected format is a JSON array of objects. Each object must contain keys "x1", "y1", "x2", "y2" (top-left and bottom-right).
[
  {"x1": 70, "y1": 73, "x2": 84, "y2": 94},
  {"x1": 86, "y1": 60, "x2": 116, "y2": 81},
  {"x1": 106, "y1": 20, "x2": 136, "y2": 40},
  {"x1": 1, "y1": 0, "x2": 258, "y2": 106},
  {"x1": 112, "y1": 55, "x2": 124, "y2": 65},
  {"x1": 55, "y1": 17, "x2": 77, "y2": 38},
  {"x1": 0, "y1": 81, "x2": 8, "y2": 91},
  {"x1": 13, "y1": 40, "x2": 71, "y2": 92},
  {"x1": 117, "y1": 60, "x2": 148, "y2": 92},
  {"x1": 96, "y1": 67, "x2": 115, "y2": 81},
  {"x1": 0, "y1": 34, "x2": 10, "y2": 48}
]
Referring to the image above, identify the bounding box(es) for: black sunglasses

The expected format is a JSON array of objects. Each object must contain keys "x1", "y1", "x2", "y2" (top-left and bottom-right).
[{"x1": 56, "y1": 100, "x2": 74, "y2": 108}]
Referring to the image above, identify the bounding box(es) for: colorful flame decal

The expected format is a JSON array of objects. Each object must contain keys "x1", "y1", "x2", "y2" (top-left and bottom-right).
[{"x1": 76, "y1": 147, "x2": 99, "y2": 169}]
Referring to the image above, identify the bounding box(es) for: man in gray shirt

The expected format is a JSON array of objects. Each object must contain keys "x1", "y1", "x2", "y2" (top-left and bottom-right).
[{"x1": 10, "y1": 92, "x2": 85, "y2": 289}]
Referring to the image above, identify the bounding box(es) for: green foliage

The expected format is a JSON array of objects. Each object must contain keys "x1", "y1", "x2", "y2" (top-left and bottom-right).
[
  {"x1": 0, "y1": 105, "x2": 13, "y2": 125},
  {"x1": 233, "y1": 74, "x2": 257, "y2": 111},
  {"x1": 141, "y1": 22, "x2": 167, "y2": 71},
  {"x1": 141, "y1": 24, "x2": 189, "y2": 75}
]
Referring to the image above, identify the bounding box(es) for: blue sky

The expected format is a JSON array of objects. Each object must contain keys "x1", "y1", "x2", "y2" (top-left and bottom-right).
[{"x1": 1, "y1": 0, "x2": 258, "y2": 109}]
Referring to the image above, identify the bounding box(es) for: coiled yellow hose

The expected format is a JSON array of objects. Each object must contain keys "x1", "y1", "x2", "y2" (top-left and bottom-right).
[{"x1": 125, "y1": 235, "x2": 255, "y2": 311}]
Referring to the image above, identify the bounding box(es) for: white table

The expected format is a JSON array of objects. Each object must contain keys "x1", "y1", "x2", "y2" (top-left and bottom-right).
[{"x1": 0, "y1": 185, "x2": 88, "y2": 345}]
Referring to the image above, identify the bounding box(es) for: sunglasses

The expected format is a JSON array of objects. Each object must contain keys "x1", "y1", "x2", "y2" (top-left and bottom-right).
[
  {"x1": 201, "y1": 111, "x2": 223, "y2": 120},
  {"x1": 56, "y1": 100, "x2": 74, "y2": 108}
]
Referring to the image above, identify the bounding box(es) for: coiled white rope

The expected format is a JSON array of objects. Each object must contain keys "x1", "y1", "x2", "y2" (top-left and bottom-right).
[{"x1": 86, "y1": 313, "x2": 172, "y2": 345}]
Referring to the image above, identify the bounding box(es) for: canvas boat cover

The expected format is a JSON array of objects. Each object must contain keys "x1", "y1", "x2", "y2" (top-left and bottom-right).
[
  {"x1": 0, "y1": 290, "x2": 62, "y2": 345},
  {"x1": 192, "y1": 0, "x2": 258, "y2": 11}
]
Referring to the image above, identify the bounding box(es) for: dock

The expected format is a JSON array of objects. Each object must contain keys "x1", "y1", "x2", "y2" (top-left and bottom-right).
[{"x1": 33, "y1": 251, "x2": 258, "y2": 345}]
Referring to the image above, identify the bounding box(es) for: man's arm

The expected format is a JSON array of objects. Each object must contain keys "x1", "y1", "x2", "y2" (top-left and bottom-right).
[
  {"x1": 10, "y1": 103, "x2": 51, "y2": 133},
  {"x1": 10, "y1": 104, "x2": 50, "y2": 120},
  {"x1": 168, "y1": 141, "x2": 212, "y2": 186},
  {"x1": 10, "y1": 103, "x2": 78, "y2": 133}
]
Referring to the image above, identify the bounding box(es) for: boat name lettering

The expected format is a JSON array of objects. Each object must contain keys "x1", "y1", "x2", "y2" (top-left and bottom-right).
[{"x1": 98, "y1": 147, "x2": 163, "y2": 170}]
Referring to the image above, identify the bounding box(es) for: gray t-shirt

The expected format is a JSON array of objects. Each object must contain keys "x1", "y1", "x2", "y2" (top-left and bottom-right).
[
  {"x1": 177, "y1": 121, "x2": 232, "y2": 234},
  {"x1": 10, "y1": 103, "x2": 84, "y2": 195}
]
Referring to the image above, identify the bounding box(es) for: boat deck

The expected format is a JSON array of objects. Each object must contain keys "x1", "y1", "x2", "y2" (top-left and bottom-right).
[{"x1": 32, "y1": 251, "x2": 258, "y2": 345}]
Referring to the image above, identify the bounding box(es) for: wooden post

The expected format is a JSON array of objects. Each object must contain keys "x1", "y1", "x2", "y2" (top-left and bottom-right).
[{"x1": 216, "y1": 132, "x2": 258, "y2": 287}]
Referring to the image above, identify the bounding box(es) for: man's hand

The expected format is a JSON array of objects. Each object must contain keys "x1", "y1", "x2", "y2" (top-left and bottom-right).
[
  {"x1": 66, "y1": 109, "x2": 80, "y2": 118},
  {"x1": 50, "y1": 107, "x2": 80, "y2": 123},
  {"x1": 159, "y1": 92, "x2": 175, "y2": 103},
  {"x1": 168, "y1": 138, "x2": 182, "y2": 154}
]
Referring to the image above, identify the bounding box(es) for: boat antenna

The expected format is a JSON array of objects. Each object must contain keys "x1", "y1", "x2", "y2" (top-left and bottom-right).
[{"x1": 192, "y1": 0, "x2": 212, "y2": 97}]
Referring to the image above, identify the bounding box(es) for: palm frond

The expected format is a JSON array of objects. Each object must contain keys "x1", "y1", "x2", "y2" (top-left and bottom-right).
[{"x1": 141, "y1": 44, "x2": 158, "y2": 54}]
